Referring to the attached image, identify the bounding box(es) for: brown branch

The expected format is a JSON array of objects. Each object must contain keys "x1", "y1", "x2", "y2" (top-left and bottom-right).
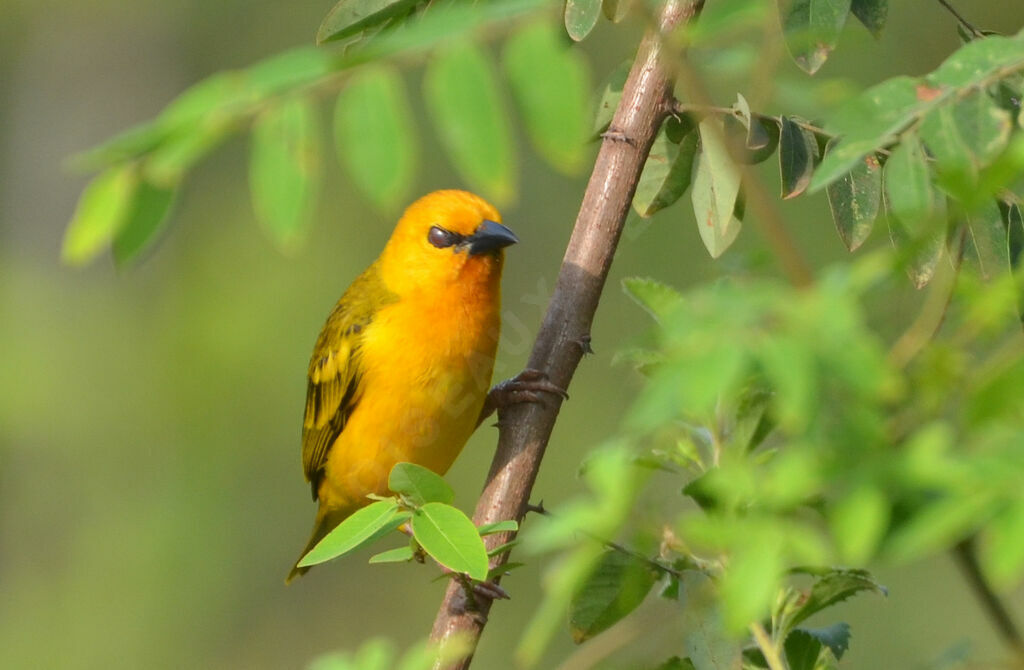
[
  {"x1": 427, "y1": 1, "x2": 704, "y2": 666},
  {"x1": 953, "y1": 538, "x2": 1024, "y2": 662}
]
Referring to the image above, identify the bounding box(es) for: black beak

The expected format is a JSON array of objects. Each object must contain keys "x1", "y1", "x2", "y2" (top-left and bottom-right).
[{"x1": 467, "y1": 220, "x2": 518, "y2": 255}]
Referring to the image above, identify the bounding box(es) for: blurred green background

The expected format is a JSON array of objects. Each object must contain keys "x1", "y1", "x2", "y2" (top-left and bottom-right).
[{"x1": 2, "y1": 1, "x2": 1023, "y2": 668}]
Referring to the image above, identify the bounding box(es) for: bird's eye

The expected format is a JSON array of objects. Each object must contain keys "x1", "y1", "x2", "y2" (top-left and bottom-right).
[{"x1": 427, "y1": 225, "x2": 459, "y2": 249}]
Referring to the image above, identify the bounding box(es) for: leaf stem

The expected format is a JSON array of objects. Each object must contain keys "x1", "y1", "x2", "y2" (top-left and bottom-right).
[
  {"x1": 750, "y1": 621, "x2": 788, "y2": 670},
  {"x1": 934, "y1": 0, "x2": 984, "y2": 39},
  {"x1": 952, "y1": 537, "x2": 1024, "y2": 660}
]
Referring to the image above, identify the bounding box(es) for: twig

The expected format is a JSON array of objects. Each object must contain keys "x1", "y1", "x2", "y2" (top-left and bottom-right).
[
  {"x1": 427, "y1": 1, "x2": 704, "y2": 667},
  {"x1": 953, "y1": 538, "x2": 1024, "y2": 661},
  {"x1": 750, "y1": 621, "x2": 788, "y2": 670},
  {"x1": 935, "y1": 0, "x2": 984, "y2": 39}
]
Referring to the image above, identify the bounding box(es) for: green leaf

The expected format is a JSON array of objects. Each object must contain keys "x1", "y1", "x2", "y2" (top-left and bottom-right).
[
  {"x1": 634, "y1": 127, "x2": 698, "y2": 217},
  {"x1": 787, "y1": 567, "x2": 887, "y2": 629},
  {"x1": 411, "y1": 502, "x2": 489, "y2": 580},
  {"x1": 681, "y1": 571, "x2": 743, "y2": 670},
  {"x1": 734, "y1": 94, "x2": 778, "y2": 158},
  {"x1": 62, "y1": 165, "x2": 138, "y2": 266},
  {"x1": 564, "y1": 0, "x2": 602, "y2": 42},
  {"x1": 317, "y1": 0, "x2": 420, "y2": 44},
  {"x1": 593, "y1": 60, "x2": 631, "y2": 135},
  {"x1": 979, "y1": 497, "x2": 1024, "y2": 588},
  {"x1": 368, "y1": 545, "x2": 416, "y2": 564},
  {"x1": 886, "y1": 200, "x2": 945, "y2": 289},
  {"x1": 850, "y1": 0, "x2": 886, "y2": 37},
  {"x1": 478, "y1": 520, "x2": 519, "y2": 535},
  {"x1": 782, "y1": 0, "x2": 852, "y2": 75},
  {"x1": 693, "y1": 118, "x2": 742, "y2": 258},
  {"x1": 928, "y1": 31, "x2": 1024, "y2": 89},
  {"x1": 388, "y1": 462, "x2": 454, "y2": 506},
  {"x1": 784, "y1": 629, "x2": 823, "y2": 670},
  {"x1": 602, "y1": 0, "x2": 632, "y2": 23},
  {"x1": 809, "y1": 76, "x2": 924, "y2": 191},
  {"x1": 298, "y1": 499, "x2": 408, "y2": 567},
  {"x1": 424, "y1": 41, "x2": 516, "y2": 204},
  {"x1": 779, "y1": 116, "x2": 819, "y2": 199},
  {"x1": 623, "y1": 277, "x2": 684, "y2": 321},
  {"x1": 731, "y1": 383, "x2": 774, "y2": 452},
  {"x1": 568, "y1": 550, "x2": 658, "y2": 643},
  {"x1": 334, "y1": 65, "x2": 417, "y2": 212},
  {"x1": 249, "y1": 97, "x2": 320, "y2": 251},
  {"x1": 829, "y1": 485, "x2": 889, "y2": 564},
  {"x1": 504, "y1": 21, "x2": 591, "y2": 174},
  {"x1": 825, "y1": 141, "x2": 881, "y2": 251},
  {"x1": 797, "y1": 623, "x2": 851, "y2": 660},
  {"x1": 962, "y1": 199, "x2": 1011, "y2": 280},
  {"x1": 884, "y1": 135, "x2": 935, "y2": 232},
  {"x1": 112, "y1": 179, "x2": 176, "y2": 266}
]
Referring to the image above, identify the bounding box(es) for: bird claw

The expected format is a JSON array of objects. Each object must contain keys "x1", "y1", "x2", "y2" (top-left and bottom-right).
[{"x1": 478, "y1": 369, "x2": 568, "y2": 426}]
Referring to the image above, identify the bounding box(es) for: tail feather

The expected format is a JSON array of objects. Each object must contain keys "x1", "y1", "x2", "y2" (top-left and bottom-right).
[{"x1": 285, "y1": 509, "x2": 346, "y2": 584}]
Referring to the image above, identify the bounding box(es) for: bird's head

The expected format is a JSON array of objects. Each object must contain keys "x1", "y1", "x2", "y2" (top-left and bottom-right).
[{"x1": 378, "y1": 190, "x2": 517, "y2": 294}]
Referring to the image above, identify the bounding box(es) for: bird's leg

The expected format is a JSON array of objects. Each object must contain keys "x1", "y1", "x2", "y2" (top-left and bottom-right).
[{"x1": 477, "y1": 368, "x2": 569, "y2": 427}]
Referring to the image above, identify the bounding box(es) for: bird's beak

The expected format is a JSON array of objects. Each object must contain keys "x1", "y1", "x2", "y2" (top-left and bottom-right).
[{"x1": 467, "y1": 220, "x2": 519, "y2": 255}]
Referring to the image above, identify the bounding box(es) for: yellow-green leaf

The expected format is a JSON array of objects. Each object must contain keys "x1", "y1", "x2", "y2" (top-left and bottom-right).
[{"x1": 62, "y1": 165, "x2": 138, "y2": 266}]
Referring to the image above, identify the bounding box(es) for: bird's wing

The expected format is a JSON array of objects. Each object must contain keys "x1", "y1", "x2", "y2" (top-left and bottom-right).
[{"x1": 301, "y1": 268, "x2": 395, "y2": 500}]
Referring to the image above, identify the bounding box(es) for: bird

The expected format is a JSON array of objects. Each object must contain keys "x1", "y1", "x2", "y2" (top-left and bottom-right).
[{"x1": 287, "y1": 190, "x2": 560, "y2": 583}]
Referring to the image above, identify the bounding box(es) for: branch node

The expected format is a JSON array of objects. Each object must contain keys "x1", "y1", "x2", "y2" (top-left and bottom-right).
[{"x1": 600, "y1": 126, "x2": 638, "y2": 147}]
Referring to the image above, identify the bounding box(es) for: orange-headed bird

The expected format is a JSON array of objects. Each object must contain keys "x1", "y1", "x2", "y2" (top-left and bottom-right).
[{"x1": 287, "y1": 190, "x2": 519, "y2": 582}]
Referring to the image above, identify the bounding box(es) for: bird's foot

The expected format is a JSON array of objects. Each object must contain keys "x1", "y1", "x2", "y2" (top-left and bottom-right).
[{"x1": 478, "y1": 368, "x2": 569, "y2": 425}]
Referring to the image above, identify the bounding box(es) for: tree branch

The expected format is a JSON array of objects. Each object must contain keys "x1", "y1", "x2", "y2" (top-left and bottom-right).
[
  {"x1": 427, "y1": 1, "x2": 704, "y2": 666},
  {"x1": 953, "y1": 538, "x2": 1024, "y2": 661}
]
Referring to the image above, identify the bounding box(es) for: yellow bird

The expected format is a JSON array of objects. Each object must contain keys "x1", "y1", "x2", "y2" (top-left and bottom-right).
[{"x1": 288, "y1": 190, "x2": 524, "y2": 583}]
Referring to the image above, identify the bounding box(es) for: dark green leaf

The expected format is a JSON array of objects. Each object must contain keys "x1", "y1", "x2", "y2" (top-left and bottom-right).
[
  {"x1": 112, "y1": 179, "x2": 176, "y2": 266},
  {"x1": 779, "y1": 116, "x2": 819, "y2": 199},
  {"x1": 568, "y1": 550, "x2": 658, "y2": 643},
  {"x1": 62, "y1": 165, "x2": 138, "y2": 266},
  {"x1": 784, "y1": 629, "x2": 822, "y2": 670},
  {"x1": 850, "y1": 0, "x2": 886, "y2": 37},
  {"x1": 411, "y1": 502, "x2": 489, "y2": 580},
  {"x1": 623, "y1": 277, "x2": 684, "y2": 321},
  {"x1": 734, "y1": 94, "x2": 771, "y2": 151},
  {"x1": 731, "y1": 383, "x2": 774, "y2": 452},
  {"x1": 1002, "y1": 199, "x2": 1024, "y2": 268},
  {"x1": 334, "y1": 65, "x2": 417, "y2": 212},
  {"x1": 782, "y1": 0, "x2": 852, "y2": 75},
  {"x1": 797, "y1": 623, "x2": 851, "y2": 660},
  {"x1": 633, "y1": 127, "x2": 698, "y2": 217},
  {"x1": 681, "y1": 571, "x2": 743, "y2": 670},
  {"x1": 825, "y1": 140, "x2": 881, "y2": 251},
  {"x1": 886, "y1": 201, "x2": 945, "y2": 289},
  {"x1": 478, "y1": 520, "x2": 519, "y2": 535},
  {"x1": 593, "y1": 60, "x2": 631, "y2": 135},
  {"x1": 693, "y1": 118, "x2": 742, "y2": 258},
  {"x1": 504, "y1": 21, "x2": 591, "y2": 174},
  {"x1": 369, "y1": 545, "x2": 416, "y2": 564},
  {"x1": 388, "y1": 462, "x2": 454, "y2": 506},
  {"x1": 249, "y1": 97, "x2": 320, "y2": 251},
  {"x1": 298, "y1": 500, "x2": 408, "y2": 567},
  {"x1": 317, "y1": 0, "x2": 420, "y2": 44},
  {"x1": 564, "y1": 0, "x2": 602, "y2": 41},
  {"x1": 786, "y1": 568, "x2": 887, "y2": 629},
  {"x1": 424, "y1": 41, "x2": 516, "y2": 204}
]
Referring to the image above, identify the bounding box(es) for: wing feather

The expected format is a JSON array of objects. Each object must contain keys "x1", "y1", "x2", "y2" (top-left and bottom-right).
[{"x1": 301, "y1": 267, "x2": 395, "y2": 500}]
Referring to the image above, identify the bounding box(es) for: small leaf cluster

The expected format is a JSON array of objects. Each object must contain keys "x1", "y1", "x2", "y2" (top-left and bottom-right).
[
  {"x1": 616, "y1": 23, "x2": 1024, "y2": 275},
  {"x1": 298, "y1": 462, "x2": 517, "y2": 583},
  {"x1": 305, "y1": 635, "x2": 472, "y2": 670},
  {"x1": 516, "y1": 259, "x2": 1024, "y2": 667},
  {"x1": 62, "y1": 0, "x2": 592, "y2": 266}
]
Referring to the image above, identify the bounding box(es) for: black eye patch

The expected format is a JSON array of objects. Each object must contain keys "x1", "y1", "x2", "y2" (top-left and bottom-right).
[{"x1": 427, "y1": 225, "x2": 463, "y2": 249}]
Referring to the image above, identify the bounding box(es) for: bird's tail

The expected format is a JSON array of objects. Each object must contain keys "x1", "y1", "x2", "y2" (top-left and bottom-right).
[{"x1": 285, "y1": 508, "x2": 346, "y2": 584}]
